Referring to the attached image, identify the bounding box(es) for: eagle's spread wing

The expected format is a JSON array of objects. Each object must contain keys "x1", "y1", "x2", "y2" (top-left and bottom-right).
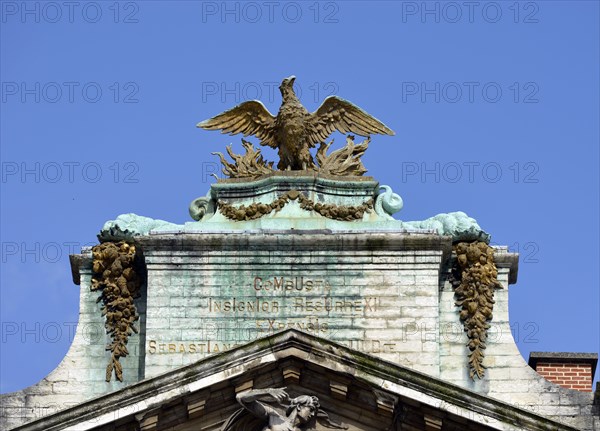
[
  {"x1": 197, "y1": 100, "x2": 278, "y2": 148},
  {"x1": 307, "y1": 96, "x2": 395, "y2": 146}
]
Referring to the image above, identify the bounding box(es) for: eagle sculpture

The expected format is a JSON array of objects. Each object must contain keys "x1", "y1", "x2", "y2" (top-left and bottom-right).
[{"x1": 197, "y1": 76, "x2": 395, "y2": 171}]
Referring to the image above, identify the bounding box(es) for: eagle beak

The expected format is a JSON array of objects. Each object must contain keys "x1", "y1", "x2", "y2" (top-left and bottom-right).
[{"x1": 288, "y1": 76, "x2": 296, "y2": 85}]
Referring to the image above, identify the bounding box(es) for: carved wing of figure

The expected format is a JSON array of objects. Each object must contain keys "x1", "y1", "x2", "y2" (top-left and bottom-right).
[
  {"x1": 316, "y1": 410, "x2": 349, "y2": 429},
  {"x1": 197, "y1": 101, "x2": 278, "y2": 148},
  {"x1": 306, "y1": 96, "x2": 395, "y2": 146},
  {"x1": 220, "y1": 408, "x2": 264, "y2": 431}
]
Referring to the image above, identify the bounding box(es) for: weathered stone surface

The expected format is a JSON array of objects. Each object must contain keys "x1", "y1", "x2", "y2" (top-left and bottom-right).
[
  {"x1": 2, "y1": 330, "x2": 587, "y2": 431},
  {"x1": 139, "y1": 232, "x2": 449, "y2": 378},
  {"x1": 1, "y1": 231, "x2": 596, "y2": 431},
  {"x1": 101, "y1": 174, "x2": 489, "y2": 243},
  {"x1": 98, "y1": 213, "x2": 181, "y2": 242}
]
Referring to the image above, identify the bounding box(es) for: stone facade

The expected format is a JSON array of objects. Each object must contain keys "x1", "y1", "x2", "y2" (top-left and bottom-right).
[
  {"x1": 2, "y1": 330, "x2": 590, "y2": 431},
  {"x1": 535, "y1": 362, "x2": 594, "y2": 392},
  {"x1": 0, "y1": 252, "x2": 147, "y2": 431},
  {"x1": 1, "y1": 227, "x2": 598, "y2": 430},
  {"x1": 141, "y1": 232, "x2": 449, "y2": 379}
]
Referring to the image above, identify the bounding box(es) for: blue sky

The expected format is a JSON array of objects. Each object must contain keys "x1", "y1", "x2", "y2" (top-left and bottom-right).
[{"x1": 1, "y1": 1, "x2": 598, "y2": 393}]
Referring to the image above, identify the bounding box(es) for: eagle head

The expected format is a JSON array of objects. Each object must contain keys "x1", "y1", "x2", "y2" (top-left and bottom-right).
[{"x1": 279, "y1": 76, "x2": 296, "y2": 96}]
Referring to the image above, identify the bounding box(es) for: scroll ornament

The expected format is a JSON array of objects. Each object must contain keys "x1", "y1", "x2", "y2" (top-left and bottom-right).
[
  {"x1": 452, "y1": 241, "x2": 502, "y2": 379},
  {"x1": 91, "y1": 241, "x2": 144, "y2": 382},
  {"x1": 374, "y1": 185, "x2": 403, "y2": 219}
]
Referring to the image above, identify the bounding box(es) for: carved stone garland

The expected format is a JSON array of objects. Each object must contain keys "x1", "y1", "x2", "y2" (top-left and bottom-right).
[
  {"x1": 91, "y1": 241, "x2": 144, "y2": 382},
  {"x1": 451, "y1": 241, "x2": 502, "y2": 379},
  {"x1": 217, "y1": 189, "x2": 374, "y2": 222}
]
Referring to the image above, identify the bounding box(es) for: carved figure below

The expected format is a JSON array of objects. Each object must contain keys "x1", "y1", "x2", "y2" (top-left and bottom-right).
[
  {"x1": 198, "y1": 76, "x2": 394, "y2": 171},
  {"x1": 221, "y1": 387, "x2": 347, "y2": 431}
]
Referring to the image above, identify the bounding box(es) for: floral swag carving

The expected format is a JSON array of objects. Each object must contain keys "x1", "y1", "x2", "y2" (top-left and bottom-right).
[
  {"x1": 218, "y1": 189, "x2": 373, "y2": 222},
  {"x1": 91, "y1": 241, "x2": 145, "y2": 382},
  {"x1": 451, "y1": 241, "x2": 502, "y2": 379}
]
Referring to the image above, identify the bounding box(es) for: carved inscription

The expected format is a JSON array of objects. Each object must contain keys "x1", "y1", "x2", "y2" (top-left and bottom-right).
[
  {"x1": 148, "y1": 275, "x2": 393, "y2": 357},
  {"x1": 253, "y1": 276, "x2": 331, "y2": 292},
  {"x1": 148, "y1": 340, "x2": 241, "y2": 354},
  {"x1": 345, "y1": 340, "x2": 397, "y2": 353},
  {"x1": 256, "y1": 317, "x2": 328, "y2": 334},
  {"x1": 147, "y1": 337, "x2": 398, "y2": 355},
  {"x1": 208, "y1": 298, "x2": 280, "y2": 313},
  {"x1": 293, "y1": 297, "x2": 379, "y2": 314}
]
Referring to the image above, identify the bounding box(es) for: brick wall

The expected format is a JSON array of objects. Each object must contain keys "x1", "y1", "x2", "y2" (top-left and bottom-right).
[
  {"x1": 534, "y1": 362, "x2": 593, "y2": 392},
  {"x1": 529, "y1": 352, "x2": 598, "y2": 393}
]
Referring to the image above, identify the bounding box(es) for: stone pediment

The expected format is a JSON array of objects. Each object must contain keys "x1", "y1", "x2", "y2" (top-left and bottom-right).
[{"x1": 9, "y1": 330, "x2": 579, "y2": 431}]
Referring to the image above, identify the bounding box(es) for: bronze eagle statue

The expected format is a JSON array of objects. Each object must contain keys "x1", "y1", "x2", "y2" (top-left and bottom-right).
[{"x1": 197, "y1": 76, "x2": 395, "y2": 171}]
